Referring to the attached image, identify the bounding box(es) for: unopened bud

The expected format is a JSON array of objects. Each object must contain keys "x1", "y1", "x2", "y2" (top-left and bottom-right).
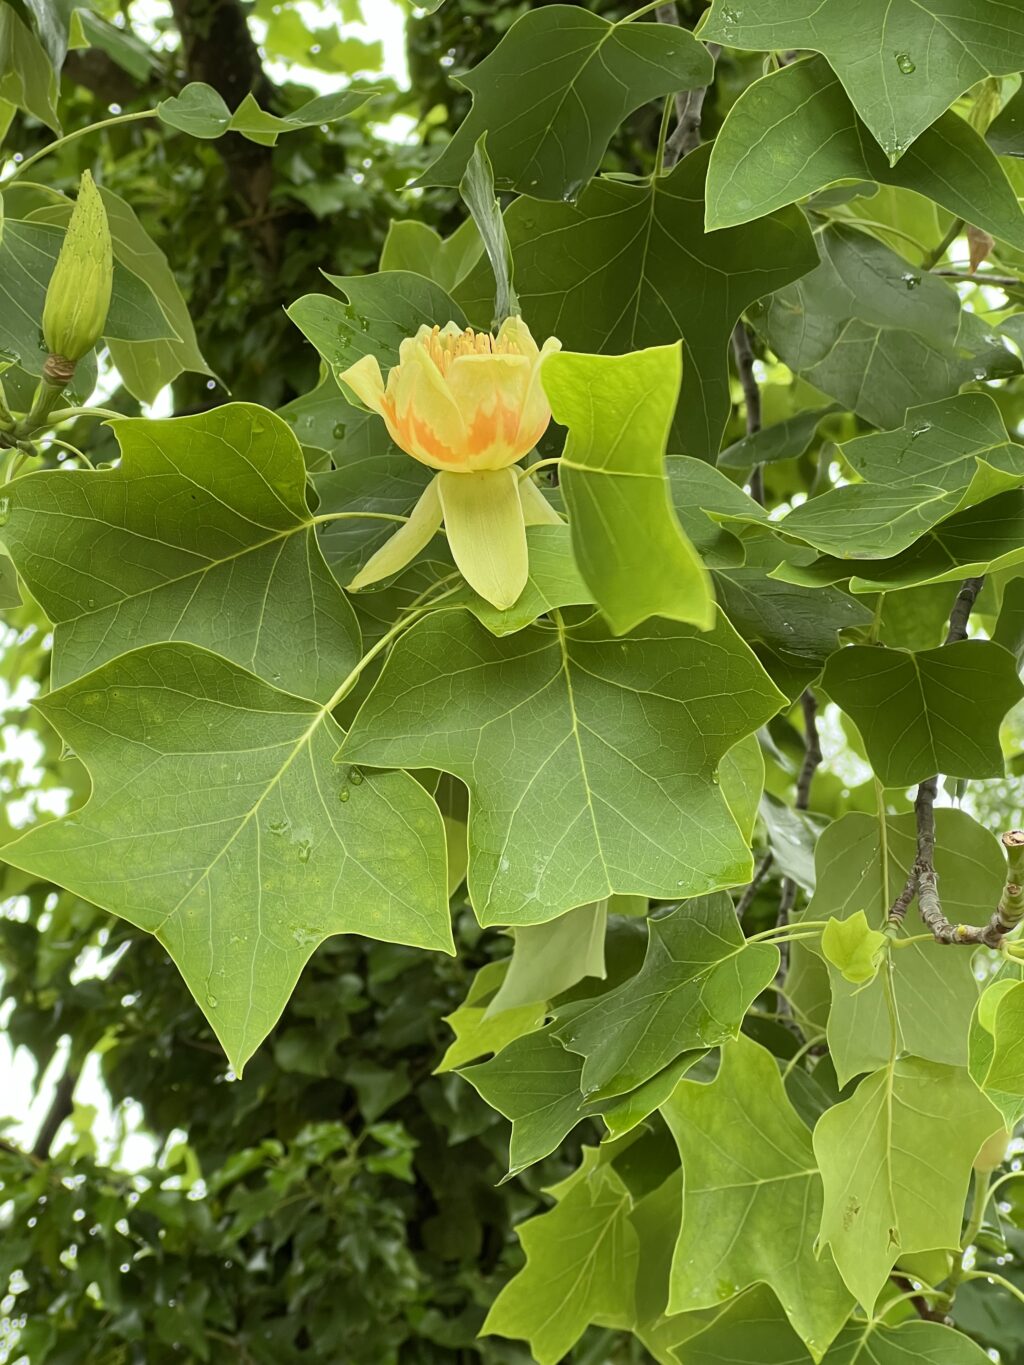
[{"x1": 41, "y1": 170, "x2": 113, "y2": 367}]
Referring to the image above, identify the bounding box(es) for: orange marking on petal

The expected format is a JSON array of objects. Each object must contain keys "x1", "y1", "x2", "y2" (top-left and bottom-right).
[{"x1": 382, "y1": 396, "x2": 466, "y2": 465}]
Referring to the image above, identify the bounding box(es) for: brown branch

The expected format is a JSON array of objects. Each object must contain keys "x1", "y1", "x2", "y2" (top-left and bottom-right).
[
  {"x1": 886, "y1": 576, "x2": 1024, "y2": 945},
  {"x1": 890, "y1": 1273, "x2": 952, "y2": 1325},
  {"x1": 31, "y1": 1062, "x2": 79, "y2": 1161},
  {"x1": 731, "y1": 321, "x2": 764, "y2": 504},
  {"x1": 656, "y1": 4, "x2": 720, "y2": 169}
]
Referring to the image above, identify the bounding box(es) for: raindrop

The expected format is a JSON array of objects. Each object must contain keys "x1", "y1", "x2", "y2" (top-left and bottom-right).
[
  {"x1": 297, "y1": 839, "x2": 312, "y2": 863},
  {"x1": 338, "y1": 787, "x2": 350, "y2": 803},
  {"x1": 0, "y1": 496, "x2": 10, "y2": 527},
  {"x1": 721, "y1": 5, "x2": 739, "y2": 21},
  {"x1": 909, "y1": 423, "x2": 931, "y2": 438},
  {"x1": 900, "y1": 271, "x2": 920, "y2": 290},
  {"x1": 268, "y1": 819, "x2": 289, "y2": 835},
  {"x1": 895, "y1": 53, "x2": 915, "y2": 74},
  {"x1": 348, "y1": 766, "x2": 364, "y2": 785},
  {"x1": 332, "y1": 422, "x2": 346, "y2": 440},
  {"x1": 206, "y1": 994, "x2": 219, "y2": 1008}
]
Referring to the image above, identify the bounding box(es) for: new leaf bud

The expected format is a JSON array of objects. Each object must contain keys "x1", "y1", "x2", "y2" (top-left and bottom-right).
[{"x1": 41, "y1": 170, "x2": 113, "y2": 366}]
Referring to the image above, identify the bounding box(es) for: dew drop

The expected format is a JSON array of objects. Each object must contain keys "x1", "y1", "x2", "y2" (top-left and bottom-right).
[
  {"x1": 895, "y1": 52, "x2": 915, "y2": 74},
  {"x1": 348, "y1": 766, "x2": 364, "y2": 785},
  {"x1": 338, "y1": 787, "x2": 350, "y2": 802}
]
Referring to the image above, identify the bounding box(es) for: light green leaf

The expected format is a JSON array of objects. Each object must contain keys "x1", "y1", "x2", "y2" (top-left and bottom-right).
[
  {"x1": 752, "y1": 224, "x2": 1020, "y2": 431},
  {"x1": 380, "y1": 217, "x2": 483, "y2": 293},
  {"x1": 0, "y1": 6, "x2": 58, "y2": 130},
  {"x1": 421, "y1": 5, "x2": 712, "y2": 198},
  {"x1": 288, "y1": 270, "x2": 466, "y2": 396},
  {"x1": 2, "y1": 404, "x2": 359, "y2": 701},
  {"x1": 821, "y1": 910, "x2": 886, "y2": 985},
  {"x1": 556, "y1": 895, "x2": 779, "y2": 1100},
  {"x1": 664, "y1": 1034, "x2": 852, "y2": 1359},
  {"x1": 822, "y1": 641, "x2": 1022, "y2": 786},
  {"x1": 701, "y1": 0, "x2": 1024, "y2": 162},
  {"x1": 456, "y1": 144, "x2": 818, "y2": 458},
  {"x1": 341, "y1": 610, "x2": 785, "y2": 925},
  {"x1": 707, "y1": 56, "x2": 1024, "y2": 246},
  {"x1": 158, "y1": 82, "x2": 374, "y2": 143},
  {"x1": 813, "y1": 1057, "x2": 1000, "y2": 1311},
  {"x1": 720, "y1": 732, "x2": 764, "y2": 847},
  {"x1": 971, "y1": 975, "x2": 1024, "y2": 1123},
  {"x1": 0, "y1": 643, "x2": 453, "y2": 1074},
  {"x1": 436, "y1": 960, "x2": 546, "y2": 1073},
  {"x1": 823, "y1": 1319, "x2": 995, "y2": 1365},
  {"x1": 761, "y1": 395, "x2": 1024, "y2": 561},
  {"x1": 488, "y1": 900, "x2": 607, "y2": 1014},
  {"x1": 461, "y1": 1025, "x2": 587, "y2": 1177},
  {"x1": 482, "y1": 1161, "x2": 638, "y2": 1364},
  {"x1": 802, "y1": 810, "x2": 1000, "y2": 1087},
  {"x1": 545, "y1": 345, "x2": 714, "y2": 634},
  {"x1": 667, "y1": 455, "x2": 768, "y2": 567}
]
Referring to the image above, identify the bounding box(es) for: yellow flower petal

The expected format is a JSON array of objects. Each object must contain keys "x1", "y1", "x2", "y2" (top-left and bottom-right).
[
  {"x1": 519, "y1": 476, "x2": 563, "y2": 526},
  {"x1": 347, "y1": 476, "x2": 442, "y2": 591},
  {"x1": 383, "y1": 342, "x2": 470, "y2": 470},
  {"x1": 339, "y1": 353, "x2": 387, "y2": 414},
  {"x1": 495, "y1": 315, "x2": 541, "y2": 361},
  {"x1": 438, "y1": 467, "x2": 528, "y2": 609},
  {"x1": 444, "y1": 352, "x2": 533, "y2": 470}
]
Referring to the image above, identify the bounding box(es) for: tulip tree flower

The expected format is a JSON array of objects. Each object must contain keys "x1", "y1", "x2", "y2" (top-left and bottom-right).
[{"x1": 339, "y1": 317, "x2": 562, "y2": 609}]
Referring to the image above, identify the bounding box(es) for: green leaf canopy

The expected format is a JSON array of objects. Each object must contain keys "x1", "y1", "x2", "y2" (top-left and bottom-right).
[{"x1": 341, "y1": 610, "x2": 785, "y2": 925}]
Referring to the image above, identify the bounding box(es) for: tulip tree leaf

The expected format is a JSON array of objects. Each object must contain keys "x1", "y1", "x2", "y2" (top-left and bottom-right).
[
  {"x1": 2, "y1": 404, "x2": 360, "y2": 702},
  {"x1": 0, "y1": 643, "x2": 453, "y2": 1075},
  {"x1": 779, "y1": 488, "x2": 1024, "y2": 595},
  {"x1": 987, "y1": 83, "x2": 1024, "y2": 157},
  {"x1": 760, "y1": 395, "x2": 1024, "y2": 561},
  {"x1": 482, "y1": 1161, "x2": 638, "y2": 1365},
  {"x1": 712, "y1": 569, "x2": 873, "y2": 664},
  {"x1": 717, "y1": 405, "x2": 841, "y2": 471},
  {"x1": 288, "y1": 270, "x2": 466, "y2": 394},
  {"x1": 813, "y1": 1057, "x2": 1000, "y2": 1312},
  {"x1": 341, "y1": 610, "x2": 785, "y2": 926},
  {"x1": 420, "y1": 5, "x2": 713, "y2": 199},
  {"x1": 544, "y1": 344, "x2": 714, "y2": 634},
  {"x1": 554, "y1": 895, "x2": 779, "y2": 1100},
  {"x1": 824, "y1": 1320, "x2": 996, "y2": 1365},
  {"x1": 800, "y1": 810, "x2": 1001, "y2": 1087},
  {"x1": 821, "y1": 641, "x2": 1022, "y2": 786},
  {"x1": 821, "y1": 911, "x2": 887, "y2": 986},
  {"x1": 457, "y1": 144, "x2": 818, "y2": 458},
  {"x1": 488, "y1": 899, "x2": 607, "y2": 1014},
  {"x1": 158, "y1": 81, "x2": 375, "y2": 143},
  {"x1": 461, "y1": 1025, "x2": 587, "y2": 1177},
  {"x1": 970, "y1": 976, "x2": 1024, "y2": 1125},
  {"x1": 706, "y1": 56, "x2": 1024, "y2": 247},
  {"x1": 752, "y1": 224, "x2": 1020, "y2": 432},
  {"x1": 0, "y1": 6, "x2": 59, "y2": 131},
  {"x1": 436, "y1": 961, "x2": 546, "y2": 1073},
  {"x1": 453, "y1": 524, "x2": 593, "y2": 638},
  {"x1": 667, "y1": 456, "x2": 768, "y2": 567},
  {"x1": 701, "y1": 0, "x2": 1024, "y2": 162},
  {"x1": 459, "y1": 135, "x2": 519, "y2": 328},
  {"x1": 663, "y1": 1033, "x2": 853, "y2": 1358}
]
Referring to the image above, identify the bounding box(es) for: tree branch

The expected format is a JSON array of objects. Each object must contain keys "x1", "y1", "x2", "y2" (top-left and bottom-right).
[
  {"x1": 731, "y1": 321, "x2": 764, "y2": 504},
  {"x1": 656, "y1": 4, "x2": 720, "y2": 169},
  {"x1": 886, "y1": 577, "x2": 1024, "y2": 945},
  {"x1": 31, "y1": 1061, "x2": 79, "y2": 1160}
]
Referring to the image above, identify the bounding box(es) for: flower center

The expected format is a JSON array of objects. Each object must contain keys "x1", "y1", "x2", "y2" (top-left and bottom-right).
[{"x1": 420, "y1": 324, "x2": 520, "y2": 373}]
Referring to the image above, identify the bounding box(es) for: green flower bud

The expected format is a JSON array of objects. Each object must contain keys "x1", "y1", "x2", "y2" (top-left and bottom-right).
[{"x1": 41, "y1": 170, "x2": 113, "y2": 366}]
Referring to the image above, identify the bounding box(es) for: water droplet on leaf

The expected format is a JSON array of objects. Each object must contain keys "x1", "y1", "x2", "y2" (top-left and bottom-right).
[
  {"x1": 297, "y1": 839, "x2": 312, "y2": 863},
  {"x1": 338, "y1": 787, "x2": 350, "y2": 802},
  {"x1": 895, "y1": 52, "x2": 915, "y2": 73},
  {"x1": 900, "y1": 272, "x2": 920, "y2": 290},
  {"x1": 348, "y1": 766, "x2": 364, "y2": 785}
]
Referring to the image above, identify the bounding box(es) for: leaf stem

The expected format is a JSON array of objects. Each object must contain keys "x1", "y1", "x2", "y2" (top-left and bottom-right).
[
  {"x1": 961, "y1": 1270, "x2": 1024, "y2": 1307},
  {"x1": 3, "y1": 109, "x2": 157, "y2": 184},
  {"x1": 46, "y1": 406, "x2": 129, "y2": 424},
  {"x1": 311, "y1": 511, "x2": 409, "y2": 527},
  {"x1": 519, "y1": 457, "x2": 561, "y2": 481},
  {"x1": 620, "y1": 0, "x2": 664, "y2": 22},
  {"x1": 922, "y1": 217, "x2": 964, "y2": 271}
]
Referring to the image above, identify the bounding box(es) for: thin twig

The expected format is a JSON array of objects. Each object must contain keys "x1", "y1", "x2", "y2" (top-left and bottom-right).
[
  {"x1": 735, "y1": 851, "x2": 773, "y2": 917},
  {"x1": 776, "y1": 690, "x2": 822, "y2": 964},
  {"x1": 934, "y1": 270, "x2": 1022, "y2": 288},
  {"x1": 923, "y1": 217, "x2": 964, "y2": 270},
  {"x1": 731, "y1": 321, "x2": 764, "y2": 504}
]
